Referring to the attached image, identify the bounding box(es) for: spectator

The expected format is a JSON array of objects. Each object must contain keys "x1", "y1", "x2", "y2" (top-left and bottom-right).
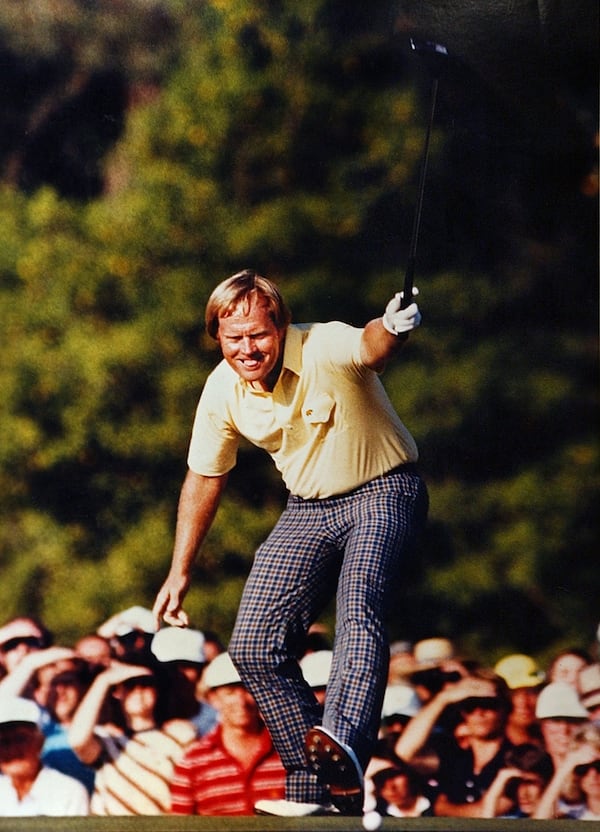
[
  {"x1": 377, "y1": 683, "x2": 422, "y2": 758},
  {"x1": 0, "y1": 644, "x2": 97, "y2": 792},
  {"x1": 370, "y1": 761, "x2": 433, "y2": 817},
  {"x1": 579, "y1": 664, "x2": 600, "y2": 726},
  {"x1": 299, "y1": 650, "x2": 332, "y2": 709},
  {"x1": 0, "y1": 618, "x2": 52, "y2": 680},
  {"x1": 68, "y1": 659, "x2": 196, "y2": 814},
  {"x1": 481, "y1": 743, "x2": 554, "y2": 818},
  {"x1": 387, "y1": 640, "x2": 416, "y2": 686},
  {"x1": 151, "y1": 627, "x2": 219, "y2": 737},
  {"x1": 171, "y1": 653, "x2": 286, "y2": 816},
  {"x1": 42, "y1": 664, "x2": 99, "y2": 793},
  {"x1": 535, "y1": 681, "x2": 589, "y2": 769},
  {"x1": 96, "y1": 606, "x2": 156, "y2": 664},
  {"x1": 396, "y1": 672, "x2": 514, "y2": 817},
  {"x1": 547, "y1": 648, "x2": 593, "y2": 690},
  {"x1": 534, "y1": 723, "x2": 600, "y2": 819},
  {"x1": 0, "y1": 696, "x2": 89, "y2": 816},
  {"x1": 74, "y1": 635, "x2": 112, "y2": 669},
  {"x1": 494, "y1": 654, "x2": 545, "y2": 746},
  {"x1": 408, "y1": 638, "x2": 470, "y2": 705},
  {"x1": 202, "y1": 631, "x2": 226, "y2": 664}
]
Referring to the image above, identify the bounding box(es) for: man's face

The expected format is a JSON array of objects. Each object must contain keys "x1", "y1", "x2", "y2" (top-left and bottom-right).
[
  {"x1": 460, "y1": 698, "x2": 505, "y2": 739},
  {"x1": 208, "y1": 684, "x2": 261, "y2": 731},
  {"x1": 0, "y1": 724, "x2": 43, "y2": 776},
  {"x1": 216, "y1": 297, "x2": 286, "y2": 391}
]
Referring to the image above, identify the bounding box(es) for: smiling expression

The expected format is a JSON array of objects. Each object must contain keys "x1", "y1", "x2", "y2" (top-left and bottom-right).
[{"x1": 217, "y1": 296, "x2": 287, "y2": 391}]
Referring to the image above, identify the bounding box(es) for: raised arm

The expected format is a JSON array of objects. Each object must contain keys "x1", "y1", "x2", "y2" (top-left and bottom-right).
[
  {"x1": 152, "y1": 470, "x2": 228, "y2": 628},
  {"x1": 68, "y1": 662, "x2": 154, "y2": 764},
  {"x1": 360, "y1": 291, "x2": 421, "y2": 371}
]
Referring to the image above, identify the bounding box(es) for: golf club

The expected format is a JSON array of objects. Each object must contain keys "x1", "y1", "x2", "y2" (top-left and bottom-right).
[{"x1": 401, "y1": 38, "x2": 448, "y2": 308}]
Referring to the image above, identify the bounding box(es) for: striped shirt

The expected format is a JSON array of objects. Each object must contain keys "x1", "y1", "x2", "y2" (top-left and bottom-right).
[
  {"x1": 170, "y1": 724, "x2": 286, "y2": 815},
  {"x1": 90, "y1": 719, "x2": 196, "y2": 815}
]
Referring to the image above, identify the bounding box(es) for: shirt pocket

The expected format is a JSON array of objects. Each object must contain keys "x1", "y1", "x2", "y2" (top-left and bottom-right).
[{"x1": 303, "y1": 393, "x2": 335, "y2": 425}]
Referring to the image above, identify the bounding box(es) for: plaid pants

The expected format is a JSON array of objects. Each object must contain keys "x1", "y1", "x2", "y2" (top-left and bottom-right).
[{"x1": 229, "y1": 464, "x2": 428, "y2": 804}]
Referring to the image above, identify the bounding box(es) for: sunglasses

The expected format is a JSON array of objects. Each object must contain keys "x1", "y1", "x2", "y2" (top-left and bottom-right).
[
  {"x1": 574, "y1": 760, "x2": 600, "y2": 776},
  {"x1": 461, "y1": 696, "x2": 504, "y2": 713},
  {"x1": 119, "y1": 676, "x2": 157, "y2": 692},
  {"x1": 0, "y1": 636, "x2": 44, "y2": 654}
]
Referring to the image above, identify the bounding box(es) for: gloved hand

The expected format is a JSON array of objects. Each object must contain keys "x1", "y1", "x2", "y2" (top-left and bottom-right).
[{"x1": 382, "y1": 288, "x2": 421, "y2": 335}]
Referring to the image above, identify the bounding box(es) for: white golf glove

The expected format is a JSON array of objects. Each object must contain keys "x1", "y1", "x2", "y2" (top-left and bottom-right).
[{"x1": 382, "y1": 288, "x2": 421, "y2": 335}]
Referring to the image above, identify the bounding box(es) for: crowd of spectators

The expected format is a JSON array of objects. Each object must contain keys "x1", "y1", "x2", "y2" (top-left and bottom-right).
[{"x1": 0, "y1": 609, "x2": 598, "y2": 819}]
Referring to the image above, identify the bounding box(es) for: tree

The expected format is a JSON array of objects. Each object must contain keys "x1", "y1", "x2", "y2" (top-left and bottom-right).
[{"x1": 0, "y1": 0, "x2": 597, "y2": 660}]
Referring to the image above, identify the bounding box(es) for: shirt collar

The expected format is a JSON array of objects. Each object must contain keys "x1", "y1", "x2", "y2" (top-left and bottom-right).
[{"x1": 281, "y1": 325, "x2": 303, "y2": 377}]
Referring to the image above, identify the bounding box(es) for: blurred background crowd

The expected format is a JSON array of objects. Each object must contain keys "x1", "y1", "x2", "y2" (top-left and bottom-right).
[{"x1": 0, "y1": 608, "x2": 599, "y2": 819}]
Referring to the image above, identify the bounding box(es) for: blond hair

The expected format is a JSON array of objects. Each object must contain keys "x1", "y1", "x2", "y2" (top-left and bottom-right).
[{"x1": 205, "y1": 269, "x2": 291, "y2": 339}]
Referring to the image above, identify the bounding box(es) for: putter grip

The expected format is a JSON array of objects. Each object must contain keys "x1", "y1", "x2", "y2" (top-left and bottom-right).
[{"x1": 402, "y1": 258, "x2": 415, "y2": 309}]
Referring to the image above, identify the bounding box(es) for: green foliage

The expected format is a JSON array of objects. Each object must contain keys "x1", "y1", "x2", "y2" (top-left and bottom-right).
[{"x1": 0, "y1": 0, "x2": 597, "y2": 668}]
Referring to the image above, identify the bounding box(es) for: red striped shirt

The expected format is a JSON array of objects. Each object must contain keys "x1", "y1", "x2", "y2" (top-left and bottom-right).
[{"x1": 170, "y1": 724, "x2": 285, "y2": 815}]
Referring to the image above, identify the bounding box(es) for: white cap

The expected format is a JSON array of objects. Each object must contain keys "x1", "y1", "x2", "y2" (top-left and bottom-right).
[
  {"x1": 535, "y1": 682, "x2": 589, "y2": 720},
  {"x1": 0, "y1": 618, "x2": 43, "y2": 648},
  {"x1": 202, "y1": 653, "x2": 242, "y2": 690},
  {"x1": 0, "y1": 697, "x2": 42, "y2": 727},
  {"x1": 151, "y1": 627, "x2": 206, "y2": 663},
  {"x1": 381, "y1": 684, "x2": 421, "y2": 719},
  {"x1": 300, "y1": 650, "x2": 333, "y2": 689},
  {"x1": 413, "y1": 637, "x2": 455, "y2": 668},
  {"x1": 97, "y1": 606, "x2": 156, "y2": 638}
]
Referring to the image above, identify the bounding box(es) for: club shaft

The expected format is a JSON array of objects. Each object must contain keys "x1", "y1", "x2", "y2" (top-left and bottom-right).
[{"x1": 402, "y1": 76, "x2": 438, "y2": 308}]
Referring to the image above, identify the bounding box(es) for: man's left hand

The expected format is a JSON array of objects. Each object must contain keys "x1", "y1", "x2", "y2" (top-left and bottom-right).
[{"x1": 382, "y1": 289, "x2": 422, "y2": 335}]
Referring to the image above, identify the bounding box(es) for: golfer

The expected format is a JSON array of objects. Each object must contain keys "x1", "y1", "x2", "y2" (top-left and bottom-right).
[{"x1": 153, "y1": 269, "x2": 428, "y2": 816}]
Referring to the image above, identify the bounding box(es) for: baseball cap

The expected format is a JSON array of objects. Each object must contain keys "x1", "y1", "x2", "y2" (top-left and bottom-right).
[
  {"x1": 0, "y1": 618, "x2": 44, "y2": 650},
  {"x1": 381, "y1": 684, "x2": 421, "y2": 720},
  {"x1": 494, "y1": 654, "x2": 545, "y2": 690},
  {"x1": 97, "y1": 606, "x2": 156, "y2": 638},
  {"x1": 151, "y1": 627, "x2": 206, "y2": 664},
  {"x1": 300, "y1": 650, "x2": 332, "y2": 689},
  {"x1": 0, "y1": 697, "x2": 42, "y2": 728},
  {"x1": 202, "y1": 653, "x2": 242, "y2": 690},
  {"x1": 579, "y1": 664, "x2": 600, "y2": 711},
  {"x1": 413, "y1": 637, "x2": 455, "y2": 669},
  {"x1": 535, "y1": 682, "x2": 589, "y2": 720}
]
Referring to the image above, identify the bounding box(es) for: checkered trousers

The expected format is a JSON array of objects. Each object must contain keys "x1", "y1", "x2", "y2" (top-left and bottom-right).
[{"x1": 229, "y1": 465, "x2": 428, "y2": 804}]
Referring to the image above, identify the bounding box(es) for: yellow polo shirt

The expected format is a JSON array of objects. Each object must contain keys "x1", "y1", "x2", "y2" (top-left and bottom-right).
[{"x1": 187, "y1": 322, "x2": 418, "y2": 499}]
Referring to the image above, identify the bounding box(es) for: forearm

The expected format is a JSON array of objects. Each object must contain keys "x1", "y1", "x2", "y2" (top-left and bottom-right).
[
  {"x1": 0, "y1": 647, "x2": 75, "y2": 698},
  {"x1": 533, "y1": 769, "x2": 568, "y2": 819},
  {"x1": 154, "y1": 470, "x2": 227, "y2": 626},
  {"x1": 68, "y1": 674, "x2": 112, "y2": 762},
  {"x1": 360, "y1": 317, "x2": 408, "y2": 371},
  {"x1": 395, "y1": 694, "x2": 448, "y2": 761},
  {"x1": 169, "y1": 470, "x2": 227, "y2": 579}
]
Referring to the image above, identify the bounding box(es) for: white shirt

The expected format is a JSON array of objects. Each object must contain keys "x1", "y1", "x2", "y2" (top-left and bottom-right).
[{"x1": 0, "y1": 766, "x2": 89, "y2": 816}]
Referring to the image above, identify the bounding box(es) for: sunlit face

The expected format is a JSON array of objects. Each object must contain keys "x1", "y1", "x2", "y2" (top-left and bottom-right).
[
  {"x1": 117, "y1": 679, "x2": 158, "y2": 720},
  {"x1": 540, "y1": 718, "x2": 581, "y2": 759},
  {"x1": 216, "y1": 297, "x2": 286, "y2": 391},
  {"x1": 208, "y1": 684, "x2": 261, "y2": 731},
  {"x1": 461, "y1": 702, "x2": 505, "y2": 739},
  {"x1": 550, "y1": 654, "x2": 588, "y2": 688},
  {"x1": 578, "y1": 758, "x2": 600, "y2": 798},
  {"x1": 50, "y1": 681, "x2": 85, "y2": 724},
  {"x1": 510, "y1": 687, "x2": 539, "y2": 727},
  {"x1": 380, "y1": 773, "x2": 414, "y2": 809}
]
